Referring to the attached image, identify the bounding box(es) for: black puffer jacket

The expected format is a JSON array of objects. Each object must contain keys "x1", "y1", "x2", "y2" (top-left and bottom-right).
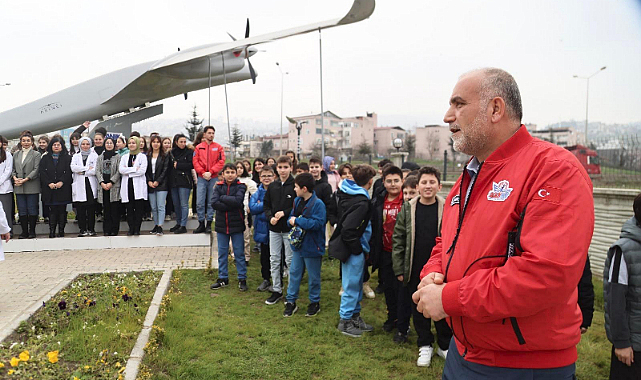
[
  {"x1": 211, "y1": 179, "x2": 247, "y2": 234},
  {"x1": 39, "y1": 153, "x2": 72, "y2": 205},
  {"x1": 171, "y1": 147, "x2": 194, "y2": 189},
  {"x1": 145, "y1": 153, "x2": 171, "y2": 192},
  {"x1": 264, "y1": 174, "x2": 296, "y2": 233},
  {"x1": 314, "y1": 170, "x2": 332, "y2": 207}
]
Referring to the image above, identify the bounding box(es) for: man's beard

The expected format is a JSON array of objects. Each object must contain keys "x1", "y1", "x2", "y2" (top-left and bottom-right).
[{"x1": 451, "y1": 109, "x2": 490, "y2": 157}]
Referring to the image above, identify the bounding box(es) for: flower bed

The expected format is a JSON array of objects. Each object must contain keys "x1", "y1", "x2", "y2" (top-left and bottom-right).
[{"x1": 0, "y1": 270, "x2": 162, "y2": 379}]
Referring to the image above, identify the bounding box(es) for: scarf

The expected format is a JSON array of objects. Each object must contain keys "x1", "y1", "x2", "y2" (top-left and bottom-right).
[
  {"x1": 94, "y1": 146, "x2": 105, "y2": 156},
  {"x1": 103, "y1": 138, "x2": 116, "y2": 160},
  {"x1": 78, "y1": 136, "x2": 92, "y2": 157},
  {"x1": 52, "y1": 153, "x2": 60, "y2": 165},
  {"x1": 128, "y1": 136, "x2": 141, "y2": 155}
]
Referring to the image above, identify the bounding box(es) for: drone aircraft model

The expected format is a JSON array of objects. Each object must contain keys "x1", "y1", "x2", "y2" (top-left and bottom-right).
[{"x1": 0, "y1": 0, "x2": 375, "y2": 139}]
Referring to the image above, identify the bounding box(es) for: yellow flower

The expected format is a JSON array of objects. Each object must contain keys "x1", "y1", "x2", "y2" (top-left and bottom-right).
[
  {"x1": 115, "y1": 362, "x2": 121, "y2": 367},
  {"x1": 10, "y1": 357, "x2": 19, "y2": 367},
  {"x1": 8, "y1": 369, "x2": 14, "y2": 375},
  {"x1": 0, "y1": 362, "x2": 4, "y2": 368},
  {"x1": 47, "y1": 350, "x2": 59, "y2": 364},
  {"x1": 74, "y1": 377, "x2": 80, "y2": 380},
  {"x1": 19, "y1": 350, "x2": 29, "y2": 362}
]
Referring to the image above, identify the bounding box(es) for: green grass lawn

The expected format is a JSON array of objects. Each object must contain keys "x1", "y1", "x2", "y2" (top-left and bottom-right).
[{"x1": 140, "y1": 255, "x2": 611, "y2": 380}]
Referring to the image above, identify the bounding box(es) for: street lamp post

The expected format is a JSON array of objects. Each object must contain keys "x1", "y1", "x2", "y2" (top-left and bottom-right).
[
  {"x1": 574, "y1": 66, "x2": 606, "y2": 145},
  {"x1": 287, "y1": 117, "x2": 307, "y2": 162},
  {"x1": 276, "y1": 63, "x2": 288, "y2": 156}
]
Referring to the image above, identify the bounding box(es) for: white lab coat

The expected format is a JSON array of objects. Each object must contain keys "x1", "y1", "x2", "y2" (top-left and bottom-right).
[
  {"x1": 0, "y1": 199, "x2": 11, "y2": 261},
  {"x1": 0, "y1": 153, "x2": 13, "y2": 194},
  {"x1": 70, "y1": 152, "x2": 99, "y2": 202},
  {"x1": 119, "y1": 153, "x2": 148, "y2": 202}
]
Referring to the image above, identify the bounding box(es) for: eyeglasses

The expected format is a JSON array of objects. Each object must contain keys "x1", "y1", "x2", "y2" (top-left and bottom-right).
[{"x1": 260, "y1": 175, "x2": 274, "y2": 178}]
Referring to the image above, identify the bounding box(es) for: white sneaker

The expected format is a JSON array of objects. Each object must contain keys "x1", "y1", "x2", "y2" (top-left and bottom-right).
[
  {"x1": 436, "y1": 347, "x2": 448, "y2": 360},
  {"x1": 417, "y1": 346, "x2": 433, "y2": 367},
  {"x1": 338, "y1": 287, "x2": 344, "y2": 296},
  {"x1": 363, "y1": 282, "x2": 375, "y2": 299}
]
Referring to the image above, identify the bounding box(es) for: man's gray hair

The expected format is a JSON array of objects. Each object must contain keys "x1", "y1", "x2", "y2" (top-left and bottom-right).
[{"x1": 472, "y1": 68, "x2": 523, "y2": 123}]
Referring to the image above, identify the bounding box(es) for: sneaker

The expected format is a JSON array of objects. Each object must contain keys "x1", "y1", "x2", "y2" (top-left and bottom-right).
[
  {"x1": 150, "y1": 225, "x2": 158, "y2": 234},
  {"x1": 338, "y1": 287, "x2": 344, "y2": 296},
  {"x1": 87, "y1": 231, "x2": 97, "y2": 236},
  {"x1": 238, "y1": 280, "x2": 248, "y2": 292},
  {"x1": 156, "y1": 226, "x2": 163, "y2": 236},
  {"x1": 257, "y1": 279, "x2": 271, "y2": 292},
  {"x1": 193, "y1": 221, "x2": 206, "y2": 234},
  {"x1": 283, "y1": 302, "x2": 298, "y2": 317},
  {"x1": 265, "y1": 292, "x2": 283, "y2": 305},
  {"x1": 337, "y1": 318, "x2": 362, "y2": 338},
  {"x1": 78, "y1": 230, "x2": 88, "y2": 237},
  {"x1": 363, "y1": 282, "x2": 376, "y2": 299},
  {"x1": 305, "y1": 302, "x2": 320, "y2": 317},
  {"x1": 382, "y1": 318, "x2": 397, "y2": 332},
  {"x1": 210, "y1": 278, "x2": 229, "y2": 290},
  {"x1": 417, "y1": 346, "x2": 434, "y2": 367},
  {"x1": 352, "y1": 313, "x2": 374, "y2": 332},
  {"x1": 436, "y1": 347, "x2": 448, "y2": 360},
  {"x1": 393, "y1": 332, "x2": 408, "y2": 344},
  {"x1": 169, "y1": 224, "x2": 180, "y2": 232},
  {"x1": 174, "y1": 226, "x2": 187, "y2": 234}
]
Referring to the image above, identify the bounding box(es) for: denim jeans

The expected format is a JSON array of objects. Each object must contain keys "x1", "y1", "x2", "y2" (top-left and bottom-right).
[
  {"x1": 286, "y1": 252, "x2": 322, "y2": 304},
  {"x1": 149, "y1": 190, "x2": 168, "y2": 226},
  {"x1": 171, "y1": 187, "x2": 191, "y2": 226},
  {"x1": 339, "y1": 253, "x2": 365, "y2": 320},
  {"x1": 196, "y1": 177, "x2": 215, "y2": 222},
  {"x1": 269, "y1": 231, "x2": 293, "y2": 293},
  {"x1": 16, "y1": 193, "x2": 39, "y2": 216},
  {"x1": 443, "y1": 337, "x2": 576, "y2": 379},
  {"x1": 217, "y1": 232, "x2": 247, "y2": 280}
]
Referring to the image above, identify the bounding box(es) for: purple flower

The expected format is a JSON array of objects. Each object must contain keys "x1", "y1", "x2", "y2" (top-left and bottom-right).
[{"x1": 57, "y1": 300, "x2": 66, "y2": 310}]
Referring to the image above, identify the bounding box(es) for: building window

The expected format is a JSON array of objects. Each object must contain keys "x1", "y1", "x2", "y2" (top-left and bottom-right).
[
  {"x1": 316, "y1": 128, "x2": 322, "y2": 134},
  {"x1": 316, "y1": 119, "x2": 321, "y2": 125}
]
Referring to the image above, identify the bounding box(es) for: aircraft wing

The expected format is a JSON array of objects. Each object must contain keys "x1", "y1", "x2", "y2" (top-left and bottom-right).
[{"x1": 102, "y1": 0, "x2": 374, "y2": 105}]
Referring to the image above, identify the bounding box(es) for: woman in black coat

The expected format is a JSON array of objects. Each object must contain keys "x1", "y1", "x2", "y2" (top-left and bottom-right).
[
  {"x1": 145, "y1": 135, "x2": 171, "y2": 235},
  {"x1": 39, "y1": 136, "x2": 72, "y2": 237},
  {"x1": 169, "y1": 134, "x2": 193, "y2": 234}
]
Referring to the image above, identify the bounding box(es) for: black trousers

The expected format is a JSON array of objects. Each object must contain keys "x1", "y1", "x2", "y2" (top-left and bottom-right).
[
  {"x1": 397, "y1": 281, "x2": 452, "y2": 348},
  {"x1": 610, "y1": 346, "x2": 641, "y2": 380},
  {"x1": 102, "y1": 191, "x2": 120, "y2": 235},
  {"x1": 76, "y1": 202, "x2": 96, "y2": 233},
  {"x1": 379, "y1": 252, "x2": 398, "y2": 322},
  {"x1": 260, "y1": 243, "x2": 271, "y2": 281},
  {"x1": 126, "y1": 199, "x2": 144, "y2": 233}
]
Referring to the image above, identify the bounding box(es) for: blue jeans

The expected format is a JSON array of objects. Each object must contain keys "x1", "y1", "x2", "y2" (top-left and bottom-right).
[
  {"x1": 16, "y1": 193, "x2": 39, "y2": 216},
  {"x1": 217, "y1": 232, "x2": 247, "y2": 280},
  {"x1": 196, "y1": 177, "x2": 215, "y2": 222},
  {"x1": 443, "y1": 337, "x2": 576, "y2": 380},
  {"x1": 149, "y1": 190, "x2": 168, "y2": 226},
  {"x1": 339, "y1": 253, "x2": 365, "y2": 320},
  {"x1": 171, "y1": 187, "x2": 191, "y2": 226},
  {"x1": 286, "y1": 252, "x2": 322, "y2": 304}
]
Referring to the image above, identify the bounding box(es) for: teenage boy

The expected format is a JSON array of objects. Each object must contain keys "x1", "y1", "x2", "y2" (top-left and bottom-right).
[
  {"x1": 604, "y1": 192, "x2": 641, "y2": 379},
  {"x1": 249, "y1": 167, "x2": 275, "y2": 292},
  {"x1": 193, "y1": 126, "x2": 226, "y2": 234},
  {"x1": 283, "y1": 173, "x2": 326, "y2": 317},
  {"x1": 295, "y1": 162, "x2": 309, "y2": 176},
  {"x1": 210, "y1": 163, "x2": 248, "y2": 291},
  {"x1": 263, "y1": 156, "x2": 296, "y2": 305},
  {"x1": 333, "y1": 165, "x2": 376, "y2": 337},
  {"x1": 308, "y1": 156, "x2": 332, "y2": 207},
  {"x1": 392, "y1": 166, "x2": 452, "y2": 367},
  {"x1": 371, "y1": 164, "x2": 404, "y2": 332},
  {"x1": 402, "y1": 176, "x2": 419, "y2": 201},
  {"x1": 371, "y1": 159, "x2": 391, "y2": 198}
]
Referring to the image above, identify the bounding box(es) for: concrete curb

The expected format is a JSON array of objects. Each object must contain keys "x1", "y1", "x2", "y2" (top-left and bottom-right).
[{"x1": 124, "y1": 269, "x2": 173, "y2": 380}]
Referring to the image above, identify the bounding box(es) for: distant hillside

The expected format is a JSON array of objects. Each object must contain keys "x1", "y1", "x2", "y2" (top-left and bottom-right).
[{"x1": 544, "y1": 120, "x2": 641, "y2": 139}]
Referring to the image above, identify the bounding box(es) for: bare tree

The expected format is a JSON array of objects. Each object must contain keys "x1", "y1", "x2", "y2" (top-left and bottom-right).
[{"x1": 424, "y1": 129, "x2": 440, "y2": 160}]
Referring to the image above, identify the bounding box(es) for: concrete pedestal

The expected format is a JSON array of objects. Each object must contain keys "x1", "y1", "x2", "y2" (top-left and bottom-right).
[{"x1": 391, "y1": 152, "x2": 409, "y2": 167}]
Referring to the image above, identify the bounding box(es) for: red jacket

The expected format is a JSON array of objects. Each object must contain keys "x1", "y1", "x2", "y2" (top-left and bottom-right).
[
  {"x1": 193, "y1": 140, "x2": 225, "y2": 177},
  {"x1": 420, "y1": 126, "x2": 594, "y2": 369}
]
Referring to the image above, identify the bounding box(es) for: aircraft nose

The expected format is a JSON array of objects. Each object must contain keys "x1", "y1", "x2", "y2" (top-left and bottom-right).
[{"x1": 247, "y1": 46, "x2": 258, "y2": 58}]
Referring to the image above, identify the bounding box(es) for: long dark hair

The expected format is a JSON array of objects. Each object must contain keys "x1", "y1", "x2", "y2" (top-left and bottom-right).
[
  {"x1": 235, "y1": 161, "x2": 249, "y2": 178},
  {"x1": 147, "y1": 135, "x2": 166, "y2": 158},
  {"x1": 0, "y1": 135, "x2": 6, "y2": 164},
  {"x1": 46, "y1": 136, "x2": 69, "y2": 156}
]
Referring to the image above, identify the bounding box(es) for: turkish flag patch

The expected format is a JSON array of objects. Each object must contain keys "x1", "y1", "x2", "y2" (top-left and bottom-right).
[{"x1": 533, "y1": 186, "x2": 561, "y2": 203}]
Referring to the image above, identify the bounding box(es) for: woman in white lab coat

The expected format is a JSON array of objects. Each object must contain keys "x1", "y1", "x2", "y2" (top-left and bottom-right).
[
  {"x1": 0, "y1": 137, "x2": 13, "y2": 238},
  {"x1": 70, "y1": 136, "x2": 98, "y2": 236},
  {"x1": 119, "y1": 136, "x2": 148, "y2": 236}
]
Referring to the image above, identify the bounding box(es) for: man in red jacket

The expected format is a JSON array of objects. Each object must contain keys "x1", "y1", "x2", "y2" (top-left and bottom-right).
[
  {"x1": 192, "y1": 126, "x2": 226, "y2": 233},
  {"x1": 412, "y1": 68, "x2": 594, "y2": 379}
]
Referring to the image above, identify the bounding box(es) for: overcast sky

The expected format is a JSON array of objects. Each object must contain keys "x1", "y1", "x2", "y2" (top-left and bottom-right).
[{"x1": 0, "y1": 0, "x2": 639, "y2": 135}]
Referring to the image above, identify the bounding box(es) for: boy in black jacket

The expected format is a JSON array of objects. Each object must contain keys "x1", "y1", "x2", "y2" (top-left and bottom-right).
[
  {"x1": 263, "y1": 156, "x2": 297, "y2": 305},
  {"x1": 210, "y1": 163, "x2": 248, "y2": 291},
  {"x1": 308, "y1": 156, "x2": 332, "y2": 207}
]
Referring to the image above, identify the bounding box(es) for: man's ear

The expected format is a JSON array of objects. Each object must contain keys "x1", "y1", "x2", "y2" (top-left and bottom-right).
[{"x1": 489, "y1": 97, "x2": 506, "y2": 123}]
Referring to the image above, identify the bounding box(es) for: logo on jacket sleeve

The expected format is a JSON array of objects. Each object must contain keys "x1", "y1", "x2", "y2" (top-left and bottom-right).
[
  {"x1": 450, "y1": 195, "x2": 460, "y2": 206},
  {"x1": 487, "y1": 180, "x2": 513, "y2": 202}
]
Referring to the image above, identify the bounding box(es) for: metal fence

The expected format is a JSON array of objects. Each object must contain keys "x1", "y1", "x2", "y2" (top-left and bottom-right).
[{"x1": 591, "y1": 135, "x2": 641, "y2": 188}]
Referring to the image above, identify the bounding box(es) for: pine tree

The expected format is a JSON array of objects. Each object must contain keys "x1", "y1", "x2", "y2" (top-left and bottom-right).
[{"x1": 185, "y1": 105, "x2": 203, "y2": 142}]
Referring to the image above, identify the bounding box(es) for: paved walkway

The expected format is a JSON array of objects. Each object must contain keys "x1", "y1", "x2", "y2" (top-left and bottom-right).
[{"x1": 0, "y1": 246, "x2": 212, "y2": 341}]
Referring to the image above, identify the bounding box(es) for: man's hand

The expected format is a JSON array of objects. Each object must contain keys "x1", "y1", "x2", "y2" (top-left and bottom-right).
[
  {"x1": 412, "y1": 283, "x2": 448, "y2": 321},
  {"x1": 580, "y1": 327, "x2": 588, "y2": 334},
  {"x1": 274, "y1": 211, "x2": 285, "y2": 219},
  {"x1": 203, "y1": 172, "x2": 212, "y2": 181},
  {"x1": 270, "y1": 217, "x2": 278, "y2": 226},
  {"x1": 397, "y1": 275, "x2": 404, "y2": 282},
  {"x1": 615, "y1": 347, "x2": 634, "y2": 367},
  {"x1": 417, "y1": 272, "x2": 444, "y2": 289},
  {"x1": 289, "y1": 217, "x2": 296, "y2": 226}
]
